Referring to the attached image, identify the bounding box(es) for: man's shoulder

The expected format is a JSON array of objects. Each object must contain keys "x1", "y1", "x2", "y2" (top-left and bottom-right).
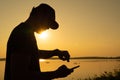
[
  {"x1": 14, "y1": 23, "x2": 26, "y2": 31},
  {"x1": 12, "y1": 23, "x2": 31, "y2": 35}
]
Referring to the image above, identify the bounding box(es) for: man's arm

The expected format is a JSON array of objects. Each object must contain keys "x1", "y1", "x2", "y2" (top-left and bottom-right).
[
  {"x1": 38, "y1": 49, "x2": 70, "y2": 62},
  {"x1": 38, "y1": 49, "x2": 58, "y2": 59},
  {"x1": 38, "y1": 65, "x2": 73, "y2": 79}
]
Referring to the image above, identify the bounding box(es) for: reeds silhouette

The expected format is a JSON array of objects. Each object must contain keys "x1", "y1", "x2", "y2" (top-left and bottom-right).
[{"x1": 82, "y1": 69, "x2": 120, "y2": 80}]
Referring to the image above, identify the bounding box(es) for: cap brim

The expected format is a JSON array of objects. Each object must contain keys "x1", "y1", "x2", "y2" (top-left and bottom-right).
[{"x1": 50, "y1": 21, "x2": 59, "y2": 30}]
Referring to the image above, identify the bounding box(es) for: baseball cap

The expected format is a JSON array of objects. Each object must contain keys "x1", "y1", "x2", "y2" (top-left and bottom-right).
[{"x1": 32, "y1": 3, "x2": 59, "y2": 30}]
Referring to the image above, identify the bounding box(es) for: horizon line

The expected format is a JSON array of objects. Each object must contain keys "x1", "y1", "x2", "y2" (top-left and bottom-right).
[{"x1": 0, "y1": 56, "x2": 120, "y2": 61}]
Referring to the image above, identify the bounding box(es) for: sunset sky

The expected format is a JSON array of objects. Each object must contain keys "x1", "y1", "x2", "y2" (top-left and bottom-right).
[{"x1": 0, "y1": 0, "x2": 120, "y2": 58}]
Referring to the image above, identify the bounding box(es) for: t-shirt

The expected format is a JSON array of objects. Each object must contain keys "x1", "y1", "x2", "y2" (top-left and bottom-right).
[{"x1": 4, "y1": 23, "x2": 41, "y2": 80}]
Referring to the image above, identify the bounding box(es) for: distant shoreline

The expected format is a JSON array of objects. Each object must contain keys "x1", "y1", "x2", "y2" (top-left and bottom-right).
[
  {"x1": 51, "y1": 57, "x2": 120, "y2": 60},
  {"x1": 0, "y1": 58, "x2": 6, "y2": 61},
  {"x1": 1, "y1": 56, "x2": 120, "y2": 61},
  {"x1": 70, "y1": 56, "x2": 120, "y2": 59}
]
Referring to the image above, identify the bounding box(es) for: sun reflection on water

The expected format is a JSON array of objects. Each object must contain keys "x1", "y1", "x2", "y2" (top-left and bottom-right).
[{"x1": 39, "y1": 59, "x2": 45, "y2": 62}]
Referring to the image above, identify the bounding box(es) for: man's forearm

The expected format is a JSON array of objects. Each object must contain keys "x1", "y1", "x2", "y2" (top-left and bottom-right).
[
  {"x1": 38, "y1": 50, "x2": 57, "y2": 59},
  {"x1": 41, "y1": 71, "x2": 58, "y2": 79}
]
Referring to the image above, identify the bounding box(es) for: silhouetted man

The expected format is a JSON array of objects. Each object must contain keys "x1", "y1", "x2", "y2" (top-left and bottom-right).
[{"x1": 4, "y1": 3, "x2": 73, "y2": 80}]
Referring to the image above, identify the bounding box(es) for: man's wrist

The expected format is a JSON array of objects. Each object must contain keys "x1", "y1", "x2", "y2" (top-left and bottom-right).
[
  {"x1": 53, "y1": 49, "x2": 61, "y2": 56},
  {"x1": 48, "y1": 71, "x2": 59, "y2": 79}
]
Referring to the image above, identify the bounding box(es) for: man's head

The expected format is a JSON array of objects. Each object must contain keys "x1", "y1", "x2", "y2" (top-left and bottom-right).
[{"x1": 29, "y1": 3, "x2": 59, "y2": 33}]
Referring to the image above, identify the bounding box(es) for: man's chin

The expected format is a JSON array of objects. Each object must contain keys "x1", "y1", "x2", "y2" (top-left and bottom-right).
[
  {"x1": 36, "y1": 31, "x2": 42, "y2": 34},
  {"x1": 35, "y1": 28, "x2": 48, "y2": 34}
]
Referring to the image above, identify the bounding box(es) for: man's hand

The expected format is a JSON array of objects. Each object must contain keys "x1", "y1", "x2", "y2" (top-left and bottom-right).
[
  {"x1": 53, "y1": 49, "x2": 70, "y2": 62},
  {"x1": 55, "y1": 65, "x2": 73, "y2": 78}
]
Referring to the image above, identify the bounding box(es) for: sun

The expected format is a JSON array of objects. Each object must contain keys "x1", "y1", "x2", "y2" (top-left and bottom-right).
[{"x1": 38, "y1": 30, "x2": 48, "y2": 39}]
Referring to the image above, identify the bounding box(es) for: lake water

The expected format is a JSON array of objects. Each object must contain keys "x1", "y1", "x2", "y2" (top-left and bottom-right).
[{"x1": 0, "y1": 59, "x2": 120, "y2": 80}]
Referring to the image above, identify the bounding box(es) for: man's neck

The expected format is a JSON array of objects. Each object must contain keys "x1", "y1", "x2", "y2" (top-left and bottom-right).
[{"x1": 24, "y1": 18, "x2": 36, "y2": 31}]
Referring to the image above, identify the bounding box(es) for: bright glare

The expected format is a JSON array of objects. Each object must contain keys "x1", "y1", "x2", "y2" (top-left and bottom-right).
[
  {"x1": 38, "y1": 30, "x2": 48, "y2": 39},
  {"x1": 39, "y1": 59, "x2": 45, "y2": 62}
]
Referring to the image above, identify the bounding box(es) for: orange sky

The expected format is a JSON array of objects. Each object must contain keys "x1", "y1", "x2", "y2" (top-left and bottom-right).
[{"x1": 0, "y1": 0, "x2": 120, "y2": 58}]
